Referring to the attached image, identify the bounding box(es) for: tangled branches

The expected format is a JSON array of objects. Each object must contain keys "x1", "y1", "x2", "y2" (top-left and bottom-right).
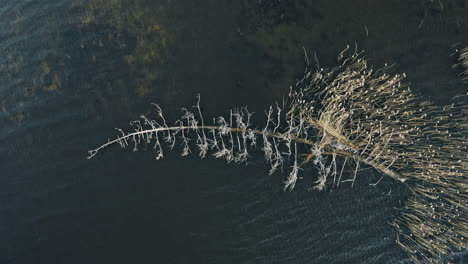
[{"x1": 88, "y1": 47, "x2": 467, "y2": 263}]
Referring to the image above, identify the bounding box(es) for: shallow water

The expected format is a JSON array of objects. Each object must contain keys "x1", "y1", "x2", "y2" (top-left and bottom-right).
[{"x1": 0, "y1": 0, "x2": 466, "y2": 263}]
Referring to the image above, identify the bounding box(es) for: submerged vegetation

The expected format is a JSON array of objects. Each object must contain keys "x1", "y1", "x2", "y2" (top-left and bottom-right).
[
  {"x1": 89, "y1": 47, "x2": 467, "y2": 263},
  {"x1": 81, "y1": 0, "x2": 174, "y2": 97}
]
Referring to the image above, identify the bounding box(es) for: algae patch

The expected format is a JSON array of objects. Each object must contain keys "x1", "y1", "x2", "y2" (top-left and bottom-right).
[{"x1": 81, "y1": 0, "x2": 174, "y2": 98}]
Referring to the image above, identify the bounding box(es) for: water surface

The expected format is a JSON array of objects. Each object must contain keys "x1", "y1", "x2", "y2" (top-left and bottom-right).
[{"x1": 1, "y1": 0, "x2": 466, "y2": 263}]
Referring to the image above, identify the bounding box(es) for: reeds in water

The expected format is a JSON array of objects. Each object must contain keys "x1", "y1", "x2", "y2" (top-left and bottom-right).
[{"x1": 460, "y1": 47, "x2": 468, "y2": 83}]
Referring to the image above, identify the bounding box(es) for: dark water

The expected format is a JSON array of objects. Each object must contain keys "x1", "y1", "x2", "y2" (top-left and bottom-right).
[{"x1": 0, "y1": 0, "x2": 466, "y2": 263}]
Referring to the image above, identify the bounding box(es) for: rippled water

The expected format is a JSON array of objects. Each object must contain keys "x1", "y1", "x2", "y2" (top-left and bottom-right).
[{"x1": 0, "y1": 0, "x2": 466, "y2": 263}]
